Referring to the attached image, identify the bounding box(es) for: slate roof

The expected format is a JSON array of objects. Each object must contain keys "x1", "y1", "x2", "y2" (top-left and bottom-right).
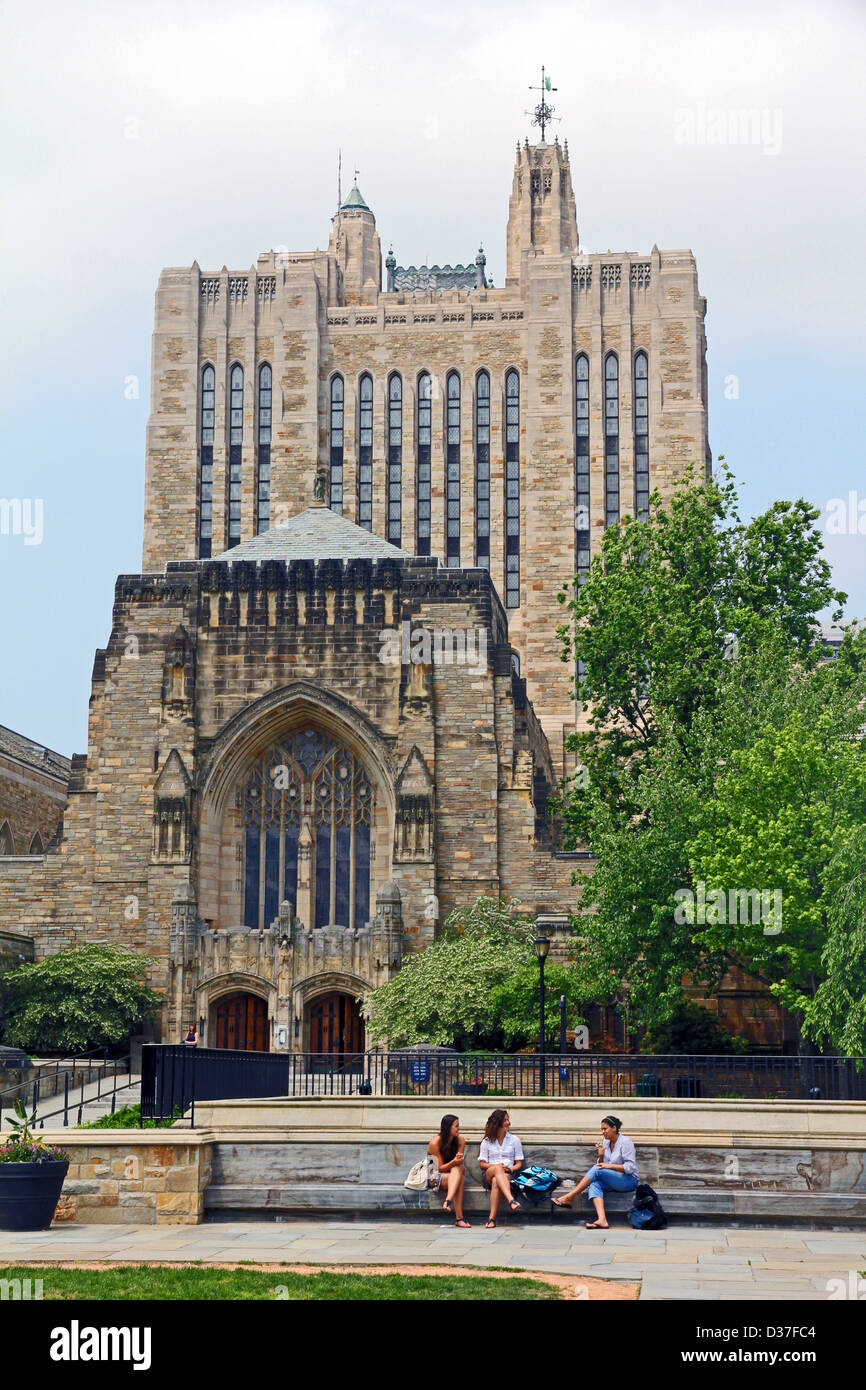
[
  {"x1": 214, "y1": 506, "x2": 413, "y2": 564},
  {"x1": 393, "y1": 262, "x2": 481, "y2": 292},
  {"x1": 0, "y1": 724, "x2": 71, "y2": 782}
]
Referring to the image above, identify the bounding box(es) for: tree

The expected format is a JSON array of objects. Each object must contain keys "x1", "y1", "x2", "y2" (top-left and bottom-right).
[
  {"x1": 363, "y1": 898, "x2": 584, "y2": 1049},
  {"x1": 0, "y1": 945, "x2": 159, "y2": 1054},
  {"x1": 802, "y1": 826, "x2": 866, "y2": 1054},
  {"x1": 554, "y1": 465, "x2": 852, "y2": 1038}
]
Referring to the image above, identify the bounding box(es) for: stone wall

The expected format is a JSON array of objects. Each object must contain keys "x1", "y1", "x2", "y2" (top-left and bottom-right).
[{"x1": 51, "y1": 1133, "x2": 211, "y2": 1225}]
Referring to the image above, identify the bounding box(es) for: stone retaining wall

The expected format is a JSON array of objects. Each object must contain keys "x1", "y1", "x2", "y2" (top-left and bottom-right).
[{"x1": 46, "y1": 1133, "x2": 212, "y2": 1225}]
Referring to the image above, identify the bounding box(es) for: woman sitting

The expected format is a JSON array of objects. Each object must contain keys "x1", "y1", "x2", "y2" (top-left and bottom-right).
[
  {"x1": 428, "y1": 1114, "x2": 471, "y2": 1228},
  {"x1": 552, "y1": 1114, "x2": 638, "y2": 1229},
  {"x1": 478, "y1": 1108, "x2": 524, "y2": 1228}
]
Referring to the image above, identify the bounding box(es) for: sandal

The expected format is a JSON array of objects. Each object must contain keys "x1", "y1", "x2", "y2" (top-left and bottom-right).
[
  {"x1": 509, "y1": 1200, "x2": 521, "y2": 1212},
  {"x1": 551, "y1": 1197, "x2": 572, "y2": 1209},
  {"x1": 485, "y1": 1219, "x2": 496, "y2": 1228},
  {"x1": 585, "y1": 1220, "x2": 609, "y2": 1229},
  {"x1": 455, "y1": 1219, "x2": 471, "y2": 1228},
  {"x1": 442, "y1": 1200, "x2": 453, "y2": 1215}
]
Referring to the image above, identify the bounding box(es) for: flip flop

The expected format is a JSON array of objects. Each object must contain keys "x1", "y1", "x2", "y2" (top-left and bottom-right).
[
  {"x1": 485, "y1": 1219, "x2": 496, "y2": 1228},
  {"x1": 442, "y1": 1200, "x2": 453, "y2": 1215},
  {"x1": 455, "y1": 1219, "x2": 471, "y2": 1229},
  {"x1": 551, "y1": 1197, "x2": 572, "y2": 1209},
  {"x1": 585, "y1": 1221, "x2": 609, "y2": 1229}
]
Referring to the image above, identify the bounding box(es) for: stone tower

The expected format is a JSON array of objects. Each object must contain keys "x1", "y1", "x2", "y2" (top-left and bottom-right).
[
  {"x1": 505, "y1": 137, "x2": 579, "y2": 288},
  {"x1": 328, "y1": 180, "x2": 381, "y2": 305}
]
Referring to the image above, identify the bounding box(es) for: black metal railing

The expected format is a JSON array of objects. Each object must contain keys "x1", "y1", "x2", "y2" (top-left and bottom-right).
[
  {"x1": 0, "y1": 1052, "x2": 134, "y2": 1128},
  {"x1": 140, "y1": 1047, "x2": 866, "y2": 1123}
]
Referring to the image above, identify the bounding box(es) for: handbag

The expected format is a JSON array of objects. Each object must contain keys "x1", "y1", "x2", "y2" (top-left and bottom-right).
[{"x1": 404, "y1": 1154, "x2": 439, "y2": 1191}]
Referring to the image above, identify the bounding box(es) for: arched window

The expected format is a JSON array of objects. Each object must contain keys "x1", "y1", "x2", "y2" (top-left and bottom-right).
[
  {"x1": 575, "y1": 355, "x2": 590, "y2": 585},
  {"x1": 387, "y1": 374, "x2": 402, "y2": 545},
  {"x1": 475, "y1": 372, "x2": 490, "y2": 570},
  {"x1": 358, "y1": 374, "x2": 373, "y2": 531},
  {"x1": 416, "y1": 373, "x2": 432, "y2": 556},
  {"x1": 634, "y1": 352, "x2": 649, "y2": 522},
  {"x1": 604, "y1": 353, "x2": 619, "y2": 527},
  {"x1": 329, "y1": 375, "x2": 344, "y2": 517},
  {"x1": 243, "y1": 729, "x2": 373, "y2": 932},
  {"x1": 199, "y1": 364, "x2": 215, "y2": 559},
  {"x1": 505, "y1": 370, "x2": 520, "y2": 608},
  {"x1": 0, "y1": 821, "x2": 13, "y2": 855},
  {"x1": 446, "y1": 372, "x2": 461, "y2": 567},
  {"x1": 227, "y1": 364, "x2": 243, "y2": 548},
  {"x1": 257, "y1": 363, "x2": 272, "y2": 534},
  {"x1": 29, "y1": 831, "x2": 44, "y2": 854}
]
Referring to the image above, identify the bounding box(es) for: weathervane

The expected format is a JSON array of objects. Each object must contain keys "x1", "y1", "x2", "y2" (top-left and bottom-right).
[{"x1": 526, "y1": 66, "x2": 559, "y2": 141}]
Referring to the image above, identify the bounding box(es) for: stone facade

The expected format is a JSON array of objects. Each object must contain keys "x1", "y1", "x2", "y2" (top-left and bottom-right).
[
  {"x1": 0, "y1": 129, "x2": 721, "y2": 1053},
  {"x1": 0, "y1": 725, "x2": 69, "y2": 857}
]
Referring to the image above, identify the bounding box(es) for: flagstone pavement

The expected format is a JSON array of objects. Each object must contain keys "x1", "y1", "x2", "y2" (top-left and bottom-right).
[{"x1": 1, "y1": 1220, "x2": 865, "y2": 1299}]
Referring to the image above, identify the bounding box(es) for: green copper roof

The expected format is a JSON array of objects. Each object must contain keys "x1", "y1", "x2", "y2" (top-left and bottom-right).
[{"x1": 341, "y1": 182, "x2": 369, "y2": 211}]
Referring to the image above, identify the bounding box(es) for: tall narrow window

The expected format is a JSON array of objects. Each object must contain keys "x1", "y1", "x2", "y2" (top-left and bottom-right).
[
  {"x1": 387, "y1": 374, "x2": 402, "y2": 545},
  {"x1": 199, "y1": 364, "x2": 215, "y2": 558},
  {"x1": 446, "y1": 372, "x2": 461, "y2": 566},
  {"x1": 358, "y1": 374, "x2": 373, "y2": 531},
  {"x1": 505, "y1": 370, "x2": 520, "y2": 608},
  {"x1": 227, "y1": 364, "x2": 243, "y2": 548},
  {"x1": 257, "y1": 363, "x2": 272, "y2": 534},
  {"x1": 330, "y1": 375, "x2": 344, "y2": 516},
  {"x1": 634, "y1": 352, "x2": 649, "y2": 522},
  {"x1": 475, "y1": 372, "x2": 490, "y2": 569},
  {"x1": 604, "y1": 353, "x2": 619, "y2": 528},
  {"x1": 575, "y1": 355, "x2": 590, "y2": 585},
  {"x1": 416, "y1": 373, "x2": 432, "y2": 556}
]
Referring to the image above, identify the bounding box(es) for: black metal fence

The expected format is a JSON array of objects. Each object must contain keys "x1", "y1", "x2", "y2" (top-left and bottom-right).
[
  {"x1": 0, "y1": 1053, "x2": 133, "y2": 1128},
  {"x1": 141, "y1": 1046, "x2": 866, "y2": 1123}
]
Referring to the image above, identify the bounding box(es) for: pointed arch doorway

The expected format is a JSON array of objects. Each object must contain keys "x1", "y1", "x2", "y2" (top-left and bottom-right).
[
  {"x1": 214, "y1": 992, "x2": 269, "y2": 1051},
  {"x1": 307, "y1": 992, "x2": 364, "y2": 1057}
]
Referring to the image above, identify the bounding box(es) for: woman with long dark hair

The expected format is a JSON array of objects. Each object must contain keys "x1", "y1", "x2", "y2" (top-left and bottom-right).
[
  {"x1": 478, "y1": 1108, "x2": 524, "y2": 1228},
  {"x1": 428, "y1": 1114, "x2": 470, "y2": 1228},
  {"x1": 552, "y1": 1115, "x2": 638, "y2": 1228}
]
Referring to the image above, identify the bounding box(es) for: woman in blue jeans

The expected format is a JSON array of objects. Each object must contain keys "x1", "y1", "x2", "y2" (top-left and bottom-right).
[{"x1": 552, "y1": 1115, "x2": 638, "y2": 1228}]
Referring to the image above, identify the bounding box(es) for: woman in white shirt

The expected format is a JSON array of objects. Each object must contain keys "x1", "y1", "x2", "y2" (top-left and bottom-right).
[
  {"x1": 478, "y1": 1108, "x2": 524, "y2": 1228},
  {"x1": 552, "y1": 1115, "x2": 639, "y2": 1228}
]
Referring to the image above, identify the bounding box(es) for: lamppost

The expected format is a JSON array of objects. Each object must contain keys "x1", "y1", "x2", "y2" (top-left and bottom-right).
[{"x1": 534, "y1": 934, "x2": 550, "y2": 1093}]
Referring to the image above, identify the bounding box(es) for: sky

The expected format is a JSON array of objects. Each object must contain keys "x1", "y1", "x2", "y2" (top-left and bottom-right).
[{"x1": 1, "y1": 0, "x2": 865, "y2": 756}]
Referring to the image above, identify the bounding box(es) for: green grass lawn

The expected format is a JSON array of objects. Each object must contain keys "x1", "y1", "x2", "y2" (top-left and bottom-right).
[{"x1": 0, "y1": 1265, "x2": 562, "y2": 1301}]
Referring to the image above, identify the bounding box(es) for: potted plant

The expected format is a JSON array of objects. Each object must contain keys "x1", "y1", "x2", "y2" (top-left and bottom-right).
[
  {"x1": 0, "y1": 1100, "x2": 69, "y2": 1231},
  {"x1": 452, "y1": 1058, "x2": 488, "y2": 1096}
]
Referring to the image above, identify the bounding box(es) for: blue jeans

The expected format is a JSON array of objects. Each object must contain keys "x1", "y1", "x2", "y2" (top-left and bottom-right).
[{"x1": 585, "y1": 1165, "x2": 638, "y2": 1202}]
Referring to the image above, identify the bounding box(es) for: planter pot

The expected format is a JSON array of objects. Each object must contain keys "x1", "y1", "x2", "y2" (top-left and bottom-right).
[
  {"x1": 452, "y1": 1082, "x2": 488, "y2": 1096},
  {"x1": 0, "y1": 1161, "x2": 69, "y2": 1231}
]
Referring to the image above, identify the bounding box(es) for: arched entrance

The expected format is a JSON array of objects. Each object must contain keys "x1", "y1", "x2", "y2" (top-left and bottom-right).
[
  {"x1": 307, "y1": 992, "x2": 364, "y2": 1056},
  {"x1": 214, "y1": 992, "x2": 269, "y2": 1051}
]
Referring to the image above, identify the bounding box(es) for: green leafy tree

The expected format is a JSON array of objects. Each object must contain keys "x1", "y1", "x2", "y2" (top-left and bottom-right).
[
  {"x1": 802, "y1": 827, "x2": 866, "y2": 1054},
  {"x1": 555, "y1": 465, "x2": 851, "y2": 1038},
  {"x1": 1, "y1": 945, "x2": 159, "y2": 1054},
  {"x1": 364, "y1": 898, "x2": 583, "y2": 1049}
]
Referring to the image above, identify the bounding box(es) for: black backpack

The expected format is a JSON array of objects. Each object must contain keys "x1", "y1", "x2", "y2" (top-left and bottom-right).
[{"x1": 628, "y1": 1182, "x2": 668, "y2": 1230}]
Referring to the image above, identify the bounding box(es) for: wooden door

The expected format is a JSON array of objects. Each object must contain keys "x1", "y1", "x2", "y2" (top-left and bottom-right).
[
  {"x1": 214, "y1": 992, "x2": 269, "y2": 1051},
  {"x1": 308, "y1": 992, "x2": 364, "y2": 1056}
]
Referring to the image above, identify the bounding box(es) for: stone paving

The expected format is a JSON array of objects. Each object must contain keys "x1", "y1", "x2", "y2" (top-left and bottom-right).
[{"x1": 0, "y1": 1220, "x2": 864, "y2": 1299}]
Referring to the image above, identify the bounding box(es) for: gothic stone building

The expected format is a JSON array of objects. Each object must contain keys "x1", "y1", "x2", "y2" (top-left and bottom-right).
[{"x1": 0, "y1": 133, "x2": 718, "y2": 1053}]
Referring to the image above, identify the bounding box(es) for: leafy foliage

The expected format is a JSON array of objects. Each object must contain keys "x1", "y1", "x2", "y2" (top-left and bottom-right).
[
  {"x1": 0, "y1": 945, "x2": 159, "y2": 1054},
  {"x1": 642, "y1": 1001, "x2": 748, "y2": 1055},
  {"x1": 555, "y1": 464, "x2": 866, "y2": 1046},
  {"x1": 0, "y1": 1099, "x2": 69, "y2": 1162},
  {"x1": 364, "y1": 898, "x2": 583, "y2": 1049}
]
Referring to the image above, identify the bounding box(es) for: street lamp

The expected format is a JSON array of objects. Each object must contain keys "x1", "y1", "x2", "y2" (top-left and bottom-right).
[{"x1": 534, "y1": 934, "x2": 550, "y2": 1093}]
